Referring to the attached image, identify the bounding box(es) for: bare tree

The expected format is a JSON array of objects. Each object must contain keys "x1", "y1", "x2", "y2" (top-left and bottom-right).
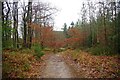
[
  {"x1": 22, "y1": 2, "x2": 28, "y2": 48},
  {"x1": 13, "y1": 1, "x2": 19, "y2": 48},
  {"x1": 27, "y1": 1, "x2": 32, "y2": 48}
]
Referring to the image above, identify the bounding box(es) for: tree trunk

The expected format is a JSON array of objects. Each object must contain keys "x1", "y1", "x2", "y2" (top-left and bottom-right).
[
  {"x1": 23, "y1": 13, "x2": 27, "y2": 48},
  {"x1": 27, "y1": 2, "x2": 32, "y2": 49},
  {"x1": 102, "y1": 3, "x2": 107, "y2": 46},
  {"x1": 13, "y1": 2, "x2": 18, "y2": 48},
  {"x1": 2, "y1": 2, "x2": 5, "y2": 48}
]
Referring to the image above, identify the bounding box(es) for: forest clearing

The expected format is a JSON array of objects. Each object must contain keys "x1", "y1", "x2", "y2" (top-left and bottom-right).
[{"x1": 1, "y1": 0, "x2": 120, "y2": 79}]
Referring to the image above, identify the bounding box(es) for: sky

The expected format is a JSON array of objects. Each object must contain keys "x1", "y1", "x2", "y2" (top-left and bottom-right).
[
  {"x1": 22, "y1": 0, "x2": 103, "y2": 31},
  {"x1": 41, "y1": 0, "x2": 117, "y2": 31},
  {"x1": 41, "y1": 0, "x2": 84, "y2": 31}
]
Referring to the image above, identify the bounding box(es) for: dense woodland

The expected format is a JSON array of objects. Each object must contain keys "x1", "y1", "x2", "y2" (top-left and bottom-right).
[
  {"x1": 1, "y1": 0, "x2": 120, "y2": 54},
  {"x1": 1, "y1": 0, "x2": 120, "y2": 78},
  {"x1": 1, "y1": 0, "x2": 58, "y2": 49},
  {"x1": 63, "y1": 1, "x2": 120, "y2": 54}
]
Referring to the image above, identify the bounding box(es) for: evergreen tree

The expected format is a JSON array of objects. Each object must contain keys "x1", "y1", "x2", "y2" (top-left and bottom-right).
[{"x1": 63, "y1": 23, "x2": 68, "y2": 38}]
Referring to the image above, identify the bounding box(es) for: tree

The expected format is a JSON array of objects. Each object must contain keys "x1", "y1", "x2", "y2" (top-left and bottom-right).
[
  {"x1": 115, "y1": 1, "x2": 120, "y2": 53},
  {"x1": 2, "y1": 2, "x2": 11, "y2": 49},
  {"x1": 70, "y1": 21, "x2": 74, "y2": 28},
  {"x1": 22, "y1": 2, "x2": 28, "y2": 48},
  {"x1": 27, "y1": 1, "x2": 32, "y2": 48},
  {"x1": 65, "y1": 27, "x2": 82, "y2": 48},
  {"x1": 0, "y1": 1, "x2": 2, "y2": 52},
  {"x1": 31, "y1": 23, "x2": 55, "y2": 48},
  {"x1": 13, "y1": 1, "x2": 19, "y2": 48},
  {"x1": 1, "y1": 0, "x2": 57, "y2": 50},
  {"x1": 63, "y1": 23, "x2": 68, "y2": 38}
]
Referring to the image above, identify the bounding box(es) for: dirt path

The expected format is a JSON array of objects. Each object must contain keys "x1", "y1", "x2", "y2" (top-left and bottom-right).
[{"x1": 41, "y1": 53, "x2": 76, "y2": 78}]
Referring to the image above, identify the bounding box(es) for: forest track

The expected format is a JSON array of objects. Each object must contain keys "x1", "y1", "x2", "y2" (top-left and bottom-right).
[{"x1": 41, "y1": 53, "x2": 77, "y2": 78}]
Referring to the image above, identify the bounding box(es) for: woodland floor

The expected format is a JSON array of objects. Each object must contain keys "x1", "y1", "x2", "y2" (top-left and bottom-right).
[
  {"x1": 2, "y1": 49, "x2": 120, "y2": 78},
  {"x1": 39, "y1": 50, "x2": 120, "y2": 78}
]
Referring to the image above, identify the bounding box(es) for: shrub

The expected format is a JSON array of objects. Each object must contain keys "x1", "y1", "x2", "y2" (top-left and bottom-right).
[
  {"x1": 88, "y1": 45, "x2": 114, "y2": 56},
  {"x1": 32, "y1": 44, "x2": 44, "y2": 58}
]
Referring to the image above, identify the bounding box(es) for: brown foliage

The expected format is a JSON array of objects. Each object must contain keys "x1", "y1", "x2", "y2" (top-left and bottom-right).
[
  {"x1": 62, "y1": 50, "x2": 119, "y2": 78},
  {"x1": 31, "y1": 23, "x2": 65, "y2": 48},
  {"x1": 65, "y1": 27, "x2": 82, "y2": 48}
]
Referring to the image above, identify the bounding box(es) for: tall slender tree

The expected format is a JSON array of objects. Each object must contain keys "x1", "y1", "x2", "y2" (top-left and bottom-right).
[
  {"x1": 13, "y1": 1, "x2": 18, "y2": 48},
  {"x1": 27, "y1": 1, "x2": 32, "y2": 48}
]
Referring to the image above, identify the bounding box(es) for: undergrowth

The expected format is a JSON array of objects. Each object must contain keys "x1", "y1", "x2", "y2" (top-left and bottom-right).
[
  {"x1": 87, "y1": 45, "x2": 116, "y2": 56},
  {"x1": 3, "y1": 45, "x2": 44, "y2": 78},
  {"x1": 3, "y1": 51, "x2": 33, "y2": 78},
  {"x1": 32, "y1": 44, "x2": 44, "y2": 59}
]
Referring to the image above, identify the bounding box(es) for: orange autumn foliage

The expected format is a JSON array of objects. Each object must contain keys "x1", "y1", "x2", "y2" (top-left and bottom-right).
[
  {"x1": 31, "y1": 23, "x2": 65, "y2": 48},
  {"x1": 31, "y1": 23, "x2": 54, "y2": 46},
  {"x1": 65, "y1": 27, "x2": 82, "y2": 48},
  {"x1": 31, "y1": 23, "x2": 86, "y2": 49}
]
